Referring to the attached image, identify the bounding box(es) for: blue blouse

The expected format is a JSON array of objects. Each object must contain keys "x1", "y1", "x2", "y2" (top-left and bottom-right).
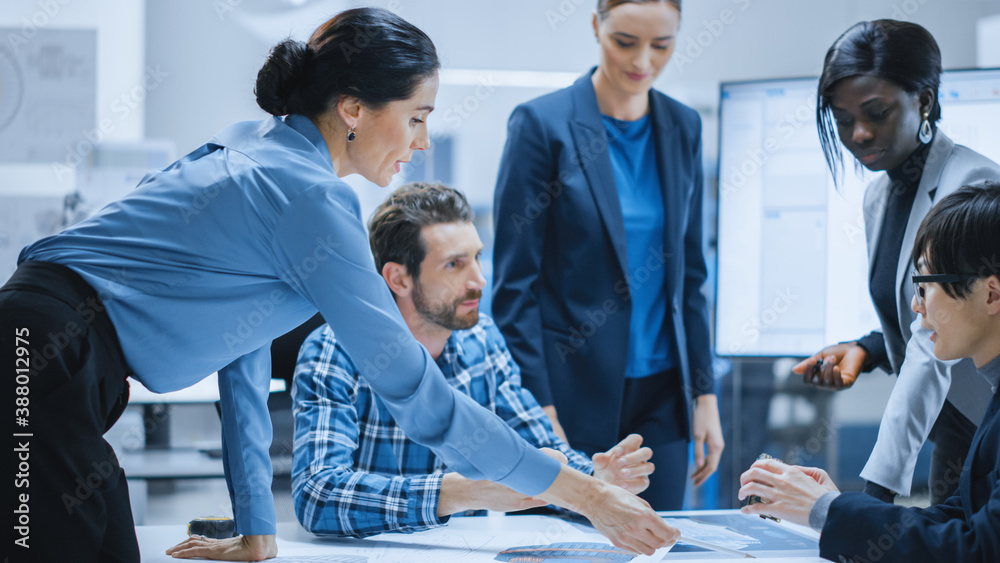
[
  {"x1": 20, "y1": 114, "x2": 560, "y2": 534},
  {"x1": 602, "y1": 114, "x2": 675, "y2": 378}
]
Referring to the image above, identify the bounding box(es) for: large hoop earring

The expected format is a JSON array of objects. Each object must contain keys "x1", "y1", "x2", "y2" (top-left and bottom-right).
[
  {"x1": 918, "y1": 112, "x2": 933, "y2": 144},
  {"x1": 347, "y1": 127, "x2": 356, "y2": 142}
]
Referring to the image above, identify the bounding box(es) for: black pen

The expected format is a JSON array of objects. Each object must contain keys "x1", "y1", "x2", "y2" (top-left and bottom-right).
[{"x1": 810, "y1": 358, "x2": 825, "y2": 384}]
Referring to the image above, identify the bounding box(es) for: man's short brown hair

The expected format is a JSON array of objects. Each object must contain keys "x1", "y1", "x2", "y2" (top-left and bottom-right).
[{"x1": 368, "y1": 182, "x2": 474, "y2": 278}]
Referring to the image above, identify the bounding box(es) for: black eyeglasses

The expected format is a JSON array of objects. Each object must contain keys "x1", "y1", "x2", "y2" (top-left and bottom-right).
[{"x1": 911, "y1": 271, "x2": 981, "y2": 306}]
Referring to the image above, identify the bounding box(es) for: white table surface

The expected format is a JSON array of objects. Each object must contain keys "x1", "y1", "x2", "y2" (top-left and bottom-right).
[
  {"x1": 137, "y1": 510, "x2": 825, "y2": 562},
  {"x1": 127, "y1": 373, "x2": 286, "y2": 404}
]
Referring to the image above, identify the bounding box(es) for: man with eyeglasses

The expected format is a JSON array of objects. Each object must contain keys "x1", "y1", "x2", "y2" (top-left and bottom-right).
[
  {"x1": 912, "y1": 273, "x2": 983, "y2": 309},
  {"x1": 739, "y1": 181, "x2": 1000, "y2": 562}
]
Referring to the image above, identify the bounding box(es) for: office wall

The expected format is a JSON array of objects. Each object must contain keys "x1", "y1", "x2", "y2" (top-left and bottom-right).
[
  {"x1": 3, "y1": 0, "x2": 995, "y2": 200},
  {"x1": 1, "y1": 0, "x2": 145, "y2": 143},
  {"x1": 144, "y1": 0, "x2": 1000, "y2": 210},
  {"x1": 980, "y1": 12, "x2": 1000, "y2": 65},
  {"x1": 0, "y1": 0, "x2": 144, "y2": 196}
]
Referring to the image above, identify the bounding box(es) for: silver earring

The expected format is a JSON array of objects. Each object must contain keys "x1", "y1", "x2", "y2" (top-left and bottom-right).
[
  {"x1": 347, "y1": 127, "x2": 356, "y2": 142},
  {"x1": 918, "y1": 112, "x2": 933, "y2": 144}
]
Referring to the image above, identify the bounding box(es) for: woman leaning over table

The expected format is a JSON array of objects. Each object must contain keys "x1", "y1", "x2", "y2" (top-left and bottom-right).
[{"x1": 0, "y1": 8, "x2": 679, "y2": 562}]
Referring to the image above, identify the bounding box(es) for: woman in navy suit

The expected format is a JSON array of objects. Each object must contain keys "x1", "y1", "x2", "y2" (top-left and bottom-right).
[{"x1": 492, "y1": 0, "x2": 723, "y2": 510}]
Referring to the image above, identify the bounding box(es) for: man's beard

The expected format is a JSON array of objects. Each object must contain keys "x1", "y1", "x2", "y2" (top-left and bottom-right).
[{"x1": 412, "y1": 281, "x2": 482, "y2": 331}]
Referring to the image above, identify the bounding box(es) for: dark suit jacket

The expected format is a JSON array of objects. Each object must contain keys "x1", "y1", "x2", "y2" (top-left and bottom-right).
[
  {"x1": 821, "y1": 387, "x2": 1000, "y2": 562},
  {"x1": 491, "y1": 70, "x2": 713, "y2": 454}
]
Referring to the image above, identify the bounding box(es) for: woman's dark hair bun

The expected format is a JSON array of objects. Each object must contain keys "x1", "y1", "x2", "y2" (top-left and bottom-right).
[
  {"x1": 255, "y1": 39, "x2": 310, "y2": 116},
  {"x1": 253, "y1": 8, "x2": 439, "y2": 119}
]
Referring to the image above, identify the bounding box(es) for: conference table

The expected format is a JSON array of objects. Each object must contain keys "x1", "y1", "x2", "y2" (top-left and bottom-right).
[{"x1": 137, "y1": 509, "x2": 825, "y2": 562}]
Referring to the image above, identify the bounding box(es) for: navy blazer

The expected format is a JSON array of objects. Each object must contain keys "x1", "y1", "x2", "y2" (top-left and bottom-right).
[
  {"x1": 492, "y1": 70, "x2": 713, "y2": 453},
  {"x1": 821, "y1": 388, "x2": 1000, "y2": 562}
]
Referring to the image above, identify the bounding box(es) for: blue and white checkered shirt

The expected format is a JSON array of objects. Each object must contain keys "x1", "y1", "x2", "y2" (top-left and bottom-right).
[{"x1": 291, "y1": 313, "x2": 594, "y2": 537}]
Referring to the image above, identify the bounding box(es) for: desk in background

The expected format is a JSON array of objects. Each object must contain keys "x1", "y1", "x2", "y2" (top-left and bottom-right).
[
  {"x1": 125, "y1": 373, "x2": 286, "y2": 448},
  {"x1": 127, "y1": 373, "x2": 287, "y2": 404},
  {"x1": 117, "y1": 374, "x2": 287, "y2": 524},
  {"x1": 137, "y1": 510, "x2": 823, "y2": 562}
]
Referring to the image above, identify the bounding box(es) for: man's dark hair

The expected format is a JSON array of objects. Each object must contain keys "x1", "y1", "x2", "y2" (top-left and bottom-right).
[
  {"x1": 368, "y1": 182, "x2": 474, "y2": 279},
  {"x1": 912, "y1": 180, "x2": 1000, "y2": 299}
]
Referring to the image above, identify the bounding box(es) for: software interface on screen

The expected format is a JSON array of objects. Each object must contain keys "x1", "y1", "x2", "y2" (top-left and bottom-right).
[{"x1": 716, "y1": 69, "x2": 1000, "y2": 357}]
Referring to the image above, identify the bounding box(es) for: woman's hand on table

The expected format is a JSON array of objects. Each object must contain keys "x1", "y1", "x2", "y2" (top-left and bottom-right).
[{"x1": 166, "y1": 533, "x2": 277, "y2": 560}]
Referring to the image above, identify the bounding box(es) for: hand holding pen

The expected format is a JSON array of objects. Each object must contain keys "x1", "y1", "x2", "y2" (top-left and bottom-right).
[
  {"x1": 793, "y1": 342, "x2": 870, "y2": 390},
  {"x1": 738, "y1": 454, "x2": 840, "y2": 528}
]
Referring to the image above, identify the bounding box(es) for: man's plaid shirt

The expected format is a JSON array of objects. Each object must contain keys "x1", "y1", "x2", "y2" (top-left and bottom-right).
[{"x1": 291, "y1": 313, "x2": 594, "y2": 537}]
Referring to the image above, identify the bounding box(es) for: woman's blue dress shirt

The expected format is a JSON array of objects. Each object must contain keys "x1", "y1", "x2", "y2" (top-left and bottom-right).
[
  {"x1": 602, "y1": 114, "x2": 674, "y2": 379},
  {"x1": 20, "y1": 114, "x2": 561, "y2": 534}
]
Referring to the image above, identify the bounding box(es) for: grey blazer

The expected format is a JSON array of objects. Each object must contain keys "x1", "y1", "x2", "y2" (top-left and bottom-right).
[{"x1": 860, "y1": 131, "x2": 1000, "y2": 495}]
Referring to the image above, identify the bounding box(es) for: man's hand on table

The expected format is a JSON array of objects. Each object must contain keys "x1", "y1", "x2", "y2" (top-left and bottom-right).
[{"x1": 593, "y1": 433, "x2": 654, "y2": 494}]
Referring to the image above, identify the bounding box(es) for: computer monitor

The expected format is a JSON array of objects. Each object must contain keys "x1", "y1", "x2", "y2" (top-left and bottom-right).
[{"x1": 715, "y1": 68, "x2": 1000, "y2": 357}]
